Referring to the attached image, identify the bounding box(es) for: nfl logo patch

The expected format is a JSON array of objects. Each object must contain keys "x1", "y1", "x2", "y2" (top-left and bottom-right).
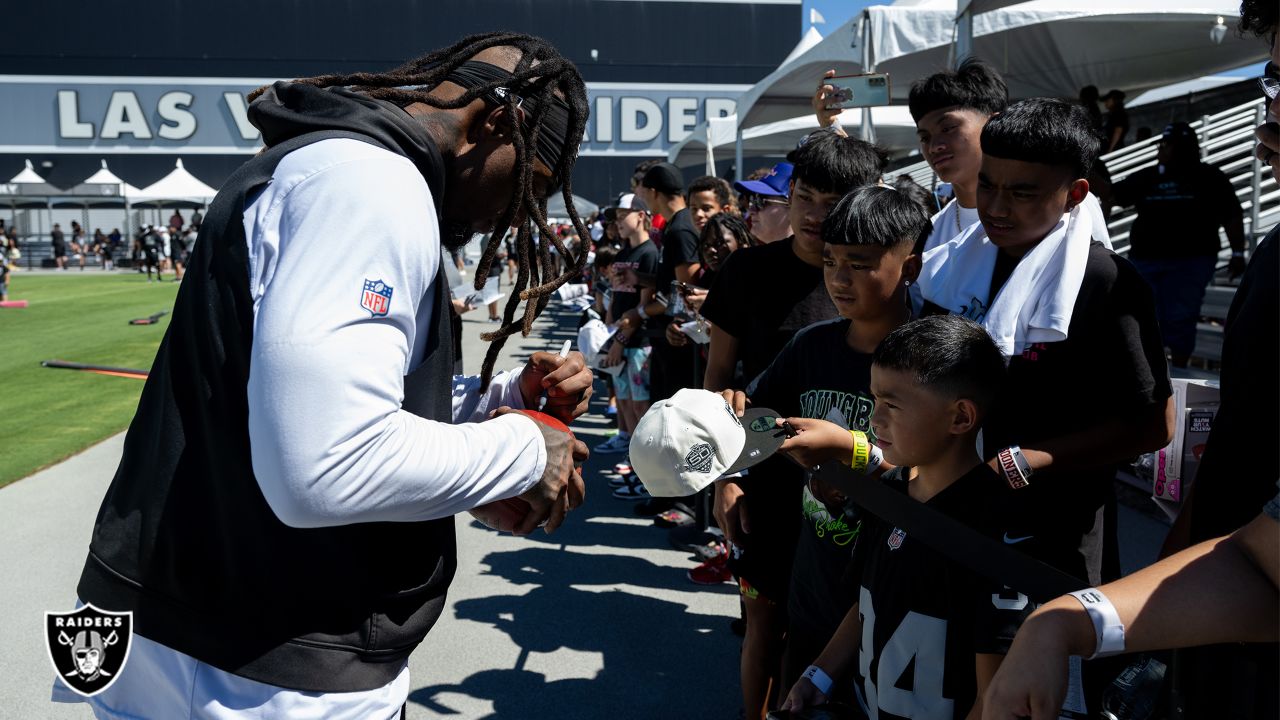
[
  {"x1": 887, "y1": 527, "x2": 906, "y2": 550},
  {"x1": 361, "y1": 279, "x2": 393, "y2": 317}
]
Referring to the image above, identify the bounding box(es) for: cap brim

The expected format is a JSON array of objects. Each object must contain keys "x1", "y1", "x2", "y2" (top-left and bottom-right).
[
  {"x1": 732, "y1": 180, "x2": 786, "y2": 197},
  {"x1": 723, "y1": 407, "x2": 789, "y2": 475}
]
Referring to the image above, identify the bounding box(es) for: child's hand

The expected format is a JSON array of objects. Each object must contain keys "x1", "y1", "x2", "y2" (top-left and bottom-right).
[
  {"x1": 778, "y1": 418, "x2": 854, "y2": 469},
  {"x1": 780, "y1": 675, "x2": 828, "y2": 712},
  {"x1": 664, "y1": 320, "x2": 688, "y2": 347}
]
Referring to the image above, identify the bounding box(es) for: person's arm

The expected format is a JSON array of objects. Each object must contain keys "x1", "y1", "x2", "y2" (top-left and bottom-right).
[
  {"x1": 673, "y1": 261, "x2": 700, "y2": 284},
  {"x1": 968, "y1": 654, "x2": 1004, "y2": 720},
  {"x1": 246, "y1": 153, "x2": 548, "y2": 528},
  {"x1": 995, "y1": 397, "x2": 1174, "y2": 480},
  {"x1": 703, "y1": 323, "x2": 739, "y2": 392},
  {"x1": 812, "y1": 69, "x2": 847, "y2": 136},
  {"x1": 616, "y1": 286, "x2": 656, "y2": 341},
  {"x1": 982, "y1": 512, "x2": 1280, "y2": 720},
  {"x1": 1216, "y1": 170, "x2": 1248, "y2": 278},
  {"x1": 1107, "y1": 125, "x2": 1124, "y2": 153},
  {"x1": 780, "y1": 601, "x2": 864, "y2": 711}
]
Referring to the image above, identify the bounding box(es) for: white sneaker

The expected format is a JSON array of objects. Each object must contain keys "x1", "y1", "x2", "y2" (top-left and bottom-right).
[{"x1": 593, "y1": 434, "x2": 630, "y2": 454}]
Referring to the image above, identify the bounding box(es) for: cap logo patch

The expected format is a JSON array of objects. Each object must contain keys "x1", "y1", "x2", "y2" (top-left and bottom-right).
[
  {"x1": 683, "y1": 443, "x2": 716, "y2": 474},
  {"x1": 749, "y1": 416, "x2": 777, "y2": 433}
]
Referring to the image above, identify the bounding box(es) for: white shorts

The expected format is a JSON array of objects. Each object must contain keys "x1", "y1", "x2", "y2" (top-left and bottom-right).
[{"x1": 52, "y1": 627, "x2": 408, "y2": 720}]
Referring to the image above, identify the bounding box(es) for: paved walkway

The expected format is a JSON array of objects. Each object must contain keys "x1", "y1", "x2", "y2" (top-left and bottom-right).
[{"x1": 0, "y1": 294, "x2": 1169, "y2": 719}]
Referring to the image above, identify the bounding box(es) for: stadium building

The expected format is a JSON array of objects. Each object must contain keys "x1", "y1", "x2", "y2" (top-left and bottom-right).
[{"x1": 0, "y1": 0, "x2": 801, "y2": 245}]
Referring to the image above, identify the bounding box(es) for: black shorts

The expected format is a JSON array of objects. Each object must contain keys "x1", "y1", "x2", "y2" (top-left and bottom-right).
[
  {"x1": 726, "y1": 463, "x2": 803, "y2": 604},
  {"x1": 53, "y1": 243, "x2": 66, "y2": 258}
]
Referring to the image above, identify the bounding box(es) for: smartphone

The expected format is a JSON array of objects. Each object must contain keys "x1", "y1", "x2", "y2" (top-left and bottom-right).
[{"x1": 824, "y1": 73, "x2": 892, "y2": 110}]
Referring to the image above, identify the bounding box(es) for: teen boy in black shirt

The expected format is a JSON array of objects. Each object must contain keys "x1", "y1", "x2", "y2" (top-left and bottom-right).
[
  {"x1": 921, "y1": 98, "x2": 1174, "y2": 590},
  {"x1": 700, "y1": 130, "x2": 887, "y2": 717},
  {"x1": 742, "y1": 186, "x2": 931, "y2": 697},
  {"x1": 783, "y1": 316, "x2": 1033, "y2": 719}
]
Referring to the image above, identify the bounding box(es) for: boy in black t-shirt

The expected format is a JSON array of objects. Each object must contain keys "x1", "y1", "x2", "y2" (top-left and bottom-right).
[
  {"x1": 700, "y1": 130, "x2": 887, "y2": 718},
  {"x1": 919, "y1": 98, "x2": 1173, "y2": 591},
  {"x1": 741, "y1": 186, "x2": 931, "y2": 697},
  {"x1": 782, "y1": 315, "x2": 1032, "y2": 720}
]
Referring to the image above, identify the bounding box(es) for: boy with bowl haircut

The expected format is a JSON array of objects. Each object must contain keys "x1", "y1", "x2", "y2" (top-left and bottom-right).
[
  {"x1": 782, "y1": 315, "x2": 1037, "y2": 719},
  {"x1": 814, "y1": 61, "x2": 1006, "y2": 253},
  {"x1": 739, "y1": 185, "x2": 930, "y2": 698},
  {"x1": 907, "y1": 59, "x2": 1009, "y2": 254},
  {"x1": 919, "y1": 98, "x2": 1174, "y2": 590}
]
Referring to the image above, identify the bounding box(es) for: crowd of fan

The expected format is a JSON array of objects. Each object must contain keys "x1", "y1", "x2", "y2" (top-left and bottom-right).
[{"x1": 546, "y1": 7, "x2": 1277, "y2": 718}]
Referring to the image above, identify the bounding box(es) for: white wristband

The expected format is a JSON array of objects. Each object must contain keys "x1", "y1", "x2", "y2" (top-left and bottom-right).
[
  {"x1": 802, "y1": 664, "x2": 833, "y2": 696},
  {"x1": 1069, "y1": 588, "x2": 1126, "y2": 659}
]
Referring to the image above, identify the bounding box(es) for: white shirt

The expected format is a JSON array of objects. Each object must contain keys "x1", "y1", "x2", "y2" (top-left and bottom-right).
[
  {"x1": 922, "y1": 199, "x2": 980, "y2": 255},
  {"x1": 54, "y1": 138, "x2": 547, "y2": 717}
]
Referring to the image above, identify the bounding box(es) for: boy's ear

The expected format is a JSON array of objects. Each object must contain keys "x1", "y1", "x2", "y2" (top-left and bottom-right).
[
  {"x1": 902, "y1": 251, "x2": 922, "y2": 285},
  {"x1": 951, "y1": 398, "x2": 980, "y2": 435},
  {"x1": 1064, "y1": 178, "x2": 1090, "y2": 212}
]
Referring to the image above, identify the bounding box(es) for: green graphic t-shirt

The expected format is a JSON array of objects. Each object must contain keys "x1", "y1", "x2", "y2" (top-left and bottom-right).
[{"x1": 747, "y1": 318, "x2": 875, "y2": 635}]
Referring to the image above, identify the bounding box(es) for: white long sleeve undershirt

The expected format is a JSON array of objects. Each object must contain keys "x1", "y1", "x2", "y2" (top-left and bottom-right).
[{"x1": 243, "y1": 138, "x2": 546, "y2": 529}]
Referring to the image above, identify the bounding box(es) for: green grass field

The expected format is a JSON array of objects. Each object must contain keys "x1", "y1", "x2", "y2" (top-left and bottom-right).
[{"x1": 1, "y1": 272, "x2": 179, "y2": 487}]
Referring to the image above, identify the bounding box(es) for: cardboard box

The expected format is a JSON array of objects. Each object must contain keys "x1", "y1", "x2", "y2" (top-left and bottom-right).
[{"x1": 1137, "y1": 379, "x2": 1219, "y2": 506}]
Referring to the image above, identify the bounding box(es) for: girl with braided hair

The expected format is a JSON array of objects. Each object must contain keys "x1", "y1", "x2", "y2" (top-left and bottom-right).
[{"x1": 57, "y1": 33, "x2": 597, "y2": 718}]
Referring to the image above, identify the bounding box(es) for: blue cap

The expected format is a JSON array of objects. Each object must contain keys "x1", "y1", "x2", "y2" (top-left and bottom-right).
[{"x1": 733, "y1": 162, "x2": 793, "y2": 198}]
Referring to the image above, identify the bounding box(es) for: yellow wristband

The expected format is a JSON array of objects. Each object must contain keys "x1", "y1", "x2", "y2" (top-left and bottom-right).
[{"x1": 850, "y1": 430, "x2": 870, "y2": 473}]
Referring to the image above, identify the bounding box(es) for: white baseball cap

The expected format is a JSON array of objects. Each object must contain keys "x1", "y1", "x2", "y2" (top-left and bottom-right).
[{"x1": 629, "y1": 388, "x2": 787, "y2": 497}]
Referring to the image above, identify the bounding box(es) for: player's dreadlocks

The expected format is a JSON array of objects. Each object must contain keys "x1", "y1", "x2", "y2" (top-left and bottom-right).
[{"x1": 248, "y1": 32, "x2": 591, "y2": 384}]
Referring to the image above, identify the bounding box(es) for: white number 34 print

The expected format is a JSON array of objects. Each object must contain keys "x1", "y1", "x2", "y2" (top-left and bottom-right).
[{"x1": 858, "y1": 585, "x2": 954, "y2": 720}]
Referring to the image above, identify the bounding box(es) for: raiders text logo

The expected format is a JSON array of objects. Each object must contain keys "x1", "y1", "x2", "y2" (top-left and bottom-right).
[{"x1": 45, "y1": 604, "x2": 133, "y2": 697}]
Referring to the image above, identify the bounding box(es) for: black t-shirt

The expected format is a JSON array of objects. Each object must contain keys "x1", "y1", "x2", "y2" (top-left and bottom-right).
[
  {"x1": 978, "y1": 242, "x2": 1170, "y2": 584},
  {"x1": 850, "y1": 465, "x2": 1029, "y2": 720},
  {"x1": 702, "y1": 237, "x2": 839, "y2": 386},
  {"x1": 609, "y1": 239, "x2": 660, "y2": 348},
  {"x1": 1188, "y1": 228, "x2": 1280, "y2": 541},
  {"x1": 749, "y1": 319, "x2": 877, "y2": 637},
  {"x1": 655, "y1": 208, "x2": 700, "y2": 297},
  {"x1": 1103, "y1": 108, "x2": 1128, "y2": 150},
  {"x1": 1114, "y1": 163, "x2": 1241, "y2": 259}
]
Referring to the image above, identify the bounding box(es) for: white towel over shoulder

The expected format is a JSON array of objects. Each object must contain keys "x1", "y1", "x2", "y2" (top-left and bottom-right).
[{"x1": 919, "y1": 199, "x2": 1102, "y2": 356}]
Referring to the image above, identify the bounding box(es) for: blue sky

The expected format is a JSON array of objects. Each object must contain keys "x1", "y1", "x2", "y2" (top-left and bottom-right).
[
  {"x1": 801, "y1": 0, "x2": 867, "y2": 35},
  {"x1": 799, "y1": 0, "x2": 1265, "y2": 78}
]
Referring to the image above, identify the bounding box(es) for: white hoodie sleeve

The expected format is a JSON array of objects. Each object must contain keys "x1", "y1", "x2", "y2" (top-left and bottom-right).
[{"x1": 245, "y1": 139, "x2": 546, "y2": 529}]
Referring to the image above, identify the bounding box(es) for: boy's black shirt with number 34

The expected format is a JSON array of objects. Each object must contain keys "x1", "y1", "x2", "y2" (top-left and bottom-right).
[{"x1": 848, "y1": 465, "x2": 1031, "y2": 720}]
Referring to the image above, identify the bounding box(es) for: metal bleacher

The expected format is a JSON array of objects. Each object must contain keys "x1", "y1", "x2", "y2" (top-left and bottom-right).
[{"x1": 890, "y1": 97, "x2": 1278, "y2": 366}]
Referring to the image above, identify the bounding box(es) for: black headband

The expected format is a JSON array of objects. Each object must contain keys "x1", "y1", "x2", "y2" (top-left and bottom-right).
[{"x1": 440, "y1": 60, "x2": 571, "y2": 181}]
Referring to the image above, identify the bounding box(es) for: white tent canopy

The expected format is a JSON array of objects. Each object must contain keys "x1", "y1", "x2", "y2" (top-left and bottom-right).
[
  {"x1": 82, "y1": 160, "x2": 143, "y2": 197},
  {"x1": 733, "y1": 0, "x2": 1264, "y2": 131},
  {"x1": 668, "y1": 106, "x2": 921, "y2": 170},
  {"x1": 9, "y1": 159, "x2": 45, "y2": 184},
  {"x1": 133, "y1": 158, "x2": 217, "y2": 207},
  {"x1": 546, "y1": 193, "x2": 599, "y2": 218}
]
